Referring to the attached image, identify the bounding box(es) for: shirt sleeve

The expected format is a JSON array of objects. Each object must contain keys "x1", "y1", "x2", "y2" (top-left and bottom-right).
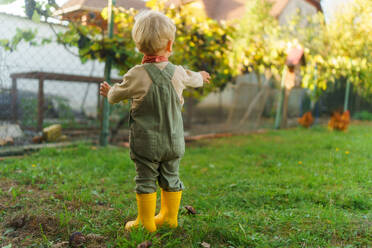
[
  {"x1": 107, "y1": 69, "x2": 134, "y2": 104},
  {"x1": 178, "y1": 66, "x2": 204, "y2": 88}
]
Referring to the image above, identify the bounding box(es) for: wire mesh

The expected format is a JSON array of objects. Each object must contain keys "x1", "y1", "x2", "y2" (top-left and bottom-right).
[
  {"x1": 2, "y1": 12, "x2": 369, "y2": 148},
  {"x1": 0, "y1": 13, "x2": 123, "y2": 146},
  {"x1": 0, "y1": 12, "x2": 307, "y2": 147}
]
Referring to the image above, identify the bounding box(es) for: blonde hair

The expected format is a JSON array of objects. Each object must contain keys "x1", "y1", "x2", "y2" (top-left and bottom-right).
[{"x1": 132, "y1": 10, "x2": 176, "y2": 55}]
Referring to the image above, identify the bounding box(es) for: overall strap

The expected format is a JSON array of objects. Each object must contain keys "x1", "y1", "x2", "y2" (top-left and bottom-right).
[
  {"x1": 144, "y1": 63, "x2": 176, "y2": 85},
  {"x1": 162, "y1": 62, "x2": 176, "y2": 80}
]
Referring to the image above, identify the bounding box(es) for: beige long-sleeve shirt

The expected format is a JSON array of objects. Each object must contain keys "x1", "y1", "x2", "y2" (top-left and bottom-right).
[{"x1": 107, "y1": 62, "x2": 203, "y2": 109}]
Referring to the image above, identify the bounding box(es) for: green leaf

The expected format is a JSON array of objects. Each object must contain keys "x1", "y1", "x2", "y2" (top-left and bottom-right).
[
  {"x1": 31, "y1": 10, "x2": 40, "y2": 23},
  {"x1": 0, "y1": 0, "x2": 17, "y2": 5},
  {"x1": 41, "y1": 38, "x2": 52, "y2": 45}
]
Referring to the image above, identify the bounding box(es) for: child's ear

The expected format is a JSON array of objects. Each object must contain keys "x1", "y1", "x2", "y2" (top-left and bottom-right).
[{"x1": 166, "y1": 40, "x2": 173, "y2": 52}]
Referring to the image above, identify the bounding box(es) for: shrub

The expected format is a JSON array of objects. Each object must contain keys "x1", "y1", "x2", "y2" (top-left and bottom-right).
[{"x1": 353, "y1": 111, "x2": 372, "y2": 121}]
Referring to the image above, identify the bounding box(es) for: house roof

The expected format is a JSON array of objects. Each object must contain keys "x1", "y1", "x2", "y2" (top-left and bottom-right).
[
  {"x1": 54, "y1": 0, "x2": 146, "y2": 15},
  {"x1": 180, "y1": 0, "x2": 322, "y2": 20},
  {"x1": 202, "y1": 0, "x2": 246, "y2": 21},
  {"x1": 304, "y1": 0, "x2": 322, "y2": 11},
  {"x1": 55, "y1": 0, "x2": 322, "y2": 20},
  {"x1": 269, "y1": 0, "x2": 322, "y2": 17}
]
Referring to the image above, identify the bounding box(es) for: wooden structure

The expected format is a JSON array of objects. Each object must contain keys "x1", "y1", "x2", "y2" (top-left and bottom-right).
[
  {"x1": 54, "y1": 0, "x2": 146, "y2": 28},
  {"x1": 10, "y1": 71, "x2": 122, "y2": 131}
]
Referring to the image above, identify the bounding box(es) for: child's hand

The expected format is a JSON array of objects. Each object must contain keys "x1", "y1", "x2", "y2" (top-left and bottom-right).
[
  {"x1": 100, "y1": 81, "x2": 111, "y2": 97},
  {"x1": 200, "y1": 71, "x2": 211, "y2": 84}
]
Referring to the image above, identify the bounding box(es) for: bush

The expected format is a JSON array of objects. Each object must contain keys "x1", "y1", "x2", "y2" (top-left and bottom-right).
[{"x1": 353, "y1": 111, "x2": 372, "y2": 121}]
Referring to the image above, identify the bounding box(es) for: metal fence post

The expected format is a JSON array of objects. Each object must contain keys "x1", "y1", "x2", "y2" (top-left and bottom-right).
[
  {"x1": 344, "y1": 80, "x2": 351, "y2": 112},
  {"x1": 274, "y1": 67, "x2": 287, "y2": 129},
  {"x1": 100, "y1": 0, "x2": 116, "y2": 146},
  {"x1": 37, "y1": 78, "x2": 44, "y2": 132}
]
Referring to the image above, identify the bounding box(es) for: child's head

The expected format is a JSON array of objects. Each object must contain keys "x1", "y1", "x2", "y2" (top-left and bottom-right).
[{"x1": 132, "y1": 10, "x2": 176, "y2": 56}]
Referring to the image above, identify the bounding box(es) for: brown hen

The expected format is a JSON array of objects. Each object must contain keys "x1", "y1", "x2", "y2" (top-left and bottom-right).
[
  {"x1": 298, "y1": 111, "x2": 314, "y2": 128},
  {"x1": 328, "y1": 110, "x2": 350, "y2": 131}
]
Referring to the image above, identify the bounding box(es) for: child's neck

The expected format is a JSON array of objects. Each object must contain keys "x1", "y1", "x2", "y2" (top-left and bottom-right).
[
  {"x1": 150, "y1": 50, "x2": 169, "y2": 57},
  {"x1": 142, "y1": 53, "x2": 169, "y2": 64}
]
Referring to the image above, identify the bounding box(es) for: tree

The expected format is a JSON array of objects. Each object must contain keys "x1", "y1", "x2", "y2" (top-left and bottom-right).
[
  {"x1": 296, "y1": 0, "x2": 371, "y2": 100},
  {"x1": 226, "y1": 0, "x2": 286, "y2": 127}
]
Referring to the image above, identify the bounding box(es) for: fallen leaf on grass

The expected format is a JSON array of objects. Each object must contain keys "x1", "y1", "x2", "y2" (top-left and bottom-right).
[
  {"x1": 200, "y1": 241, "x2": 211, "y2": 248},
  {"x1": 137, "y1": 240, "x2": 152, "y2": 248},
  {"x1": 185, "y1": 205, "x2": 197, "y2": 215}
]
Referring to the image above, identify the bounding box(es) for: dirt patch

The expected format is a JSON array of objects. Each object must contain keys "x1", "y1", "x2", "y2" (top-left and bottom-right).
[
  {"x1": 2, "y1": 212, "x2": 107, "y2": 247},
  {"x1": 2, "y1": 213, "x2": 61, "y2": 246},
  {"x1": 0, "y1": 179, "x2": 60, "y2": 246},
  {"x1": 0, "y1": 179, "x2": 108, "y2": 247}
]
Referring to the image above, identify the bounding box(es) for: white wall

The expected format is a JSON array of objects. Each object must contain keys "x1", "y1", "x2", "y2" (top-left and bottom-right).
[{"x1": 0, "y1": 13, "x2": 123, "y2": 117}]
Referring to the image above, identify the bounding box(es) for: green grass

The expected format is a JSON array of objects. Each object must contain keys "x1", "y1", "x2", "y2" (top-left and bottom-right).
[{"x1": 0, "y1": 123, "x2": 371, "y2": 247}]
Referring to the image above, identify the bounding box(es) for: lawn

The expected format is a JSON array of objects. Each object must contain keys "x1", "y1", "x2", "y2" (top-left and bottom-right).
[{"x1": 0, "y1": 123, "x2": 371, "y2": 247}]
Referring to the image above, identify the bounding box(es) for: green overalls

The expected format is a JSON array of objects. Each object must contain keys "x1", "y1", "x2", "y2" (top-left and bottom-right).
[{"x1": 129, "y1": 62, "x2": 185, "y2": 194}]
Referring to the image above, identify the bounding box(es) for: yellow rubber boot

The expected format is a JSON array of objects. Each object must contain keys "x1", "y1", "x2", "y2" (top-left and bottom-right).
[
  {"x1": 155, "y1": 190, "x2": 182, "y2": 228},
  {"x1": 154, "y1": 190, "x2": 168, "y2": 226},
  {"x1": 125, "y1": 192, "x2": 157, "y2": 232}
]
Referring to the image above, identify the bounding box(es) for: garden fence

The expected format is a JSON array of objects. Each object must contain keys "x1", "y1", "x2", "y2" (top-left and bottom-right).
[
  {"x1": 0, "y1": 13, "x2": 122, "y2": 146},
  {"x1": 1, "y1": 12, "x2": 368, "y2": 148}
]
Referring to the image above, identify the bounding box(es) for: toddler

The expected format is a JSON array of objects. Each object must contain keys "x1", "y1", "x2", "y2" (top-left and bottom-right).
[{"x1": 100, "y1": 10, "x2": 210, "y2": 232}]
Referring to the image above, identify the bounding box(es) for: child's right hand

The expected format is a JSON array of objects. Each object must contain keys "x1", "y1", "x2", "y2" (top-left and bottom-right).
[
  {"x1": 200, "y1": 71, "x2": 211, "y2": 84},
  {"x1": 100, "y1": 81, "x2": 111, "y2": 97}
]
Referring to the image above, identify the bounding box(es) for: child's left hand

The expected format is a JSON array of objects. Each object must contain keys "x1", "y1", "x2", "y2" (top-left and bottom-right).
[
  {"x1": 200, "y1": 71, "x2": 211, "y2": 84},
  {"x1": 100, "y1": 81, "x2": 111, "y2": 97}
]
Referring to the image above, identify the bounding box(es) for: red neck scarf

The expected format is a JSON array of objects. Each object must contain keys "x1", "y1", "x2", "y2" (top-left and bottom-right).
[{"x1": 142, "y1": 55, "x2": 168, "y2": 64}]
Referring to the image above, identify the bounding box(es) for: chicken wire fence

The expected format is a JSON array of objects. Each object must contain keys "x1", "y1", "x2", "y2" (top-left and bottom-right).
[
  {"x1": 0, "y1": 13, "x2": 115, "y2": 145},
  {"x1": 0, "y1": 13, "x2": 311, "y2": 147},
  {"x1": 3, "y1": 12, "x2": 366, "y2": 148}
]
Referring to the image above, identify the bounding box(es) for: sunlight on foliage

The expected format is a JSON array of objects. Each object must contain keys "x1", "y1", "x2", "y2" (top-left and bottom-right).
[{"x1": 0, "y1": 0, "x2": 370, "y2": 100}]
